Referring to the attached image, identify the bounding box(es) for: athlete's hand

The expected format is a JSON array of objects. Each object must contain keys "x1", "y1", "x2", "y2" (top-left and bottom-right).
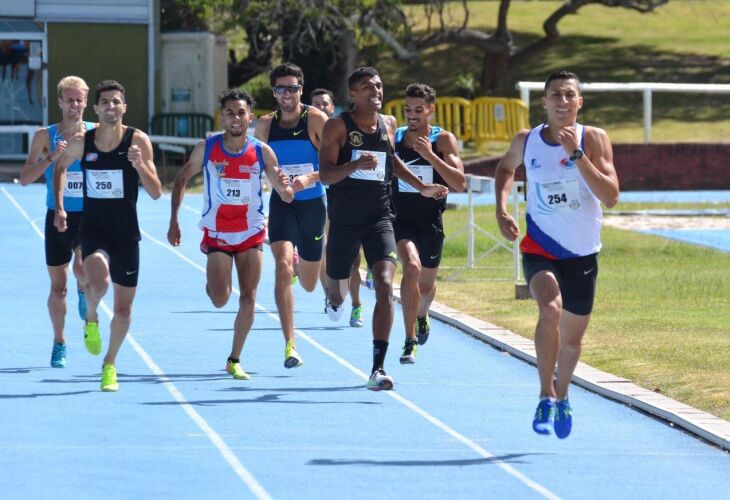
[
  {"x1": 167, "y1": 221, "x2": 181, "y2": 246},
  {"x1": 127, "y1": 145, "x2": 143, "y2": 170},
  {"x1": 412, "y1": 136, "x2": 435, "y2": 161},
  {"x1": 54, "y1": 209, "x2": 68, "y2": 233},
  {"x1": 496, "y1": 210, "x2": 520, "y2": 241},
  {"x1": 557, "y1": 126, "x2": 580, "y2": 157},
  {"x1": 290, "y1": 175, "x2": 308, "y2": 193},
  {"x1": 353, "y1": 152, "x2": 378, "y2": 171},
  {"x1": 420, "y1": 183, "x2": 448, "y2": 200},
  {"x1": 49, "y1": 140, "x2": 68, "y2": 163}
]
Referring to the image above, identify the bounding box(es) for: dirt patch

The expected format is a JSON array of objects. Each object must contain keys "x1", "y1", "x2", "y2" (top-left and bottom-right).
[{"x1": 604, "y1": 214, "x2": 730, "y2": 231}]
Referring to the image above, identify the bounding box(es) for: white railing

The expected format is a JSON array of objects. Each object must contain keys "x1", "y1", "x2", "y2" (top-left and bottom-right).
[
  {"x1": 516, "y1": 81, "x2": 730, "y2": 143},
  {"x1": 0, "y1": 125, "x2": 40, "y2": 160}
]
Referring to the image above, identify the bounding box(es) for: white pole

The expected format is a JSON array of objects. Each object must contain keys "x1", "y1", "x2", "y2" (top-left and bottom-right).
[
  {"x1": 467, "y1": 175, "x2": 474, "y2": 269},
  {"x1": 512, "y1": 182, "x2": 521, "y2": 282},
  {"x1": 520, "y1": 87, "x2": 530, "y2": 112},
  {"x1": 643, "y1": 88, "x2": 652, "y2": 143}
]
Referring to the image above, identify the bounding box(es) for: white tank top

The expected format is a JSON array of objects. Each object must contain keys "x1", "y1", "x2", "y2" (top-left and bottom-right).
[{"x1": 520, "y1": 123, "x2": 602, "y2": 259}]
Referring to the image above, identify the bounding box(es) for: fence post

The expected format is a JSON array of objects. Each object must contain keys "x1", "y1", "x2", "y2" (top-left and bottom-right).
[
  {"x1": 643, "y1": 88, "x2": 653, "y2": 143},
  {"x1": 513, "y1": 181, "x2": 530, "y2": 299},
  {"x1": 466, "y1": 174, "x2": 475, "y2": 268}
]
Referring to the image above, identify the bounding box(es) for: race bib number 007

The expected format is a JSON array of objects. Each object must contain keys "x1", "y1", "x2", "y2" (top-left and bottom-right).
[{"x1": 63, "y1": 171, "x2": 83, "y2": 198}]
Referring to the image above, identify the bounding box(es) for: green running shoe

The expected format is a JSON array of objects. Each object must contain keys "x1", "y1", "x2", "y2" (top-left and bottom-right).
[
  {"x1": 349, "y1": 305, "x2": 364, "y2": 327},
  {"x1": 284, "y1": 340, "x2": 303, "y2": 369},
  {"x1": 101, "y1": 364, "x2": 119, "y2": 392},
  {"x1": 84, "y1": 321, "x2": 102, "y2": 355},
  {"x1": 399, "y1": 338, "x2": 418, "y2": 365},
  {"x1": 226, "y1": 360, "x2": 250, "y2": 380}
]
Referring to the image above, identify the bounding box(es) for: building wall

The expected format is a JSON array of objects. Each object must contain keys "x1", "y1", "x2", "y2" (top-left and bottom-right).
[
  {"x1": 47, "y1": 23, "x2": 148, "y2": 130},
  {"x1": 464, "y1": 144, "x2": 730, "y2": 191}
]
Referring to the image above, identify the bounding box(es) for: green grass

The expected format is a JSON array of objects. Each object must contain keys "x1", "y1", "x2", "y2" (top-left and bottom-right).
[
  {"x1": 371, "y1": 0, "x2": 730, "y2": 144},
  {"x1": 429, "y1": 203, "x2": 730, "y2": 419}
]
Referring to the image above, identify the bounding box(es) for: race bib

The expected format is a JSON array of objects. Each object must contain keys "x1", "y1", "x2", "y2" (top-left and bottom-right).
[
  {"x1": 281, "y1": 163, "x2": 315, "y2": 190},
  {"x1": 398, "y1": 163, "x2": 433, "y2": 193},
  {"x1": 349, "y1": 150, "x2": 387, "y2": 182},
  {"x1": 64, "y1": 171, "x2": 83, "y2": 198},
  {"x1": 220, "y1": 178, "x2": 251, "y2": 205},
  {"x1": 536, "y1": 178, "x2": 581, "y2": 214},
  {"x1": 86, "y1": 170, "x2": 124, "y2": 199}
]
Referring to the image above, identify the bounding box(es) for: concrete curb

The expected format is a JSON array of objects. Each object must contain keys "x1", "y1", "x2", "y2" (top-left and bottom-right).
[{"x1": 388, "y1": 284, "x2": 730, "y2": 452}]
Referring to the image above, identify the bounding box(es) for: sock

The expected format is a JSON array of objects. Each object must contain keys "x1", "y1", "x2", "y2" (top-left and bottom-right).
[
  {"x1": 372, "y1": 340, "x2": 388, "y2": 373},
  {"x1": 228, "y1": 357, "x2": 240, "y2": 364}
]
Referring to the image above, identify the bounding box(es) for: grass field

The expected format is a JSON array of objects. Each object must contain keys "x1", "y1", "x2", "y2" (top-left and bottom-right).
[
  {"x1": 429, "y1": 202, "x2": 730, "y2": 420},
  {"x1": 373, "y1": 0, "x2": 730, "y2": 144}
]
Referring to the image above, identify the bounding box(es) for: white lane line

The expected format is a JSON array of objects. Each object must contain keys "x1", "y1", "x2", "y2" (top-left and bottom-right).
[
  {"x1": 142, "y1": 228, "x2": 560, "y2": 500},
  {"x1": 2, "y1": 187, "x2": 44, "y2": 239},
  {"x1": 2, "y1": 194, "x2": 271, "y2": 500}
]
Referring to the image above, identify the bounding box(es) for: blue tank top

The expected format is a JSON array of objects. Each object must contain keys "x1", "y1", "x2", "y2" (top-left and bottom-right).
[
  {"x1": 266, "y1": 105, "x2": 325, "y2": 201},
  {"x1": 44, "y1": 122, "x2": 94, "y2": 211}
]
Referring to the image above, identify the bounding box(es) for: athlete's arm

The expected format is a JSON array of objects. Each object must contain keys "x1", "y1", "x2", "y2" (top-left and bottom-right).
[
  {"x1": 52, "y1": 137, "x2": 84, "y2": 232},
  {"x1": 494, "y1": 129, "x2": 529, "y2": 241},
  {"x1": 562, "y1": 126, "x2": 619, "y2": 208},
  {"x1": 289, "y1": 106, "x2": 329, "y2": 189},
  {"x1": 318, "y1": 117, "x2": 378, "y2": 185},
  {"x1": 260, "y1": 143, "x2": 294, "y2": 203},
  {"x1": 167, "y1": 140, "x2": 205, "y2": 246},
  {"x1": 129, "y1": 130, "x2": 162, "y2": 200},
  {"x1": 427, "y1": 132, "x2": 466, "y2": 192},
  {"x1": 20, "y1": 128, "x2": 60, "y2": 185}
]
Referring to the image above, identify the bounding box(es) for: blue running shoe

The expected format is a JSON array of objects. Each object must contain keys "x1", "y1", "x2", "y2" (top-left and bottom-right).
[
  {"x1": 365, "y1": 269, "x2": 374, "y2": 290},
  {"x1": 532, "y1": 398, "x2": 555, "y2": 435},
  {"x1": 50, "y1": 343, "x2": 66, "y2": 368},
  {"x1": 416, "y1": 314, "x2": 431, "y2": 345},
  {"x1": 554, "y1": 399, "x2": 573, "y2": 439},
  {"x1": 77, "y1": 288, "x2": 87, "y2": 321}
]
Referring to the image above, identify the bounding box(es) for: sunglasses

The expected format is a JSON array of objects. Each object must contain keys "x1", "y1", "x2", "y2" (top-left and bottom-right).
[{"x1": 272, "y1": 84, "x2": 302, "y2": 95}]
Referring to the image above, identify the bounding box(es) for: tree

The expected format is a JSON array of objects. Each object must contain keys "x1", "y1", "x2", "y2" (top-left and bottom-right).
[{"x1": 372, "y1": 0, "x2": 670, "y2": 94}]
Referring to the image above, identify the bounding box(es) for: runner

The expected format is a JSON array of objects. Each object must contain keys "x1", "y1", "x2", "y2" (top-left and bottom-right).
[
  {"x1": 20, "y1": 75, "x2": 94, "y2": 368},
  {"x1": 168, "y1": 88, "x2": 295, "y2": 380},
  {"x1": 495, "y1": 70, "x2": 619, "y2": 438},
  {"x1": 54, "y1": 79, "x2": 162, "y2": 391},
  {"x1": 392, "y1": 83, "x2": 465, "y2": 364},
  {"x1": 319, "y1": 67, "x2": 448, "y2": 391},
  {"x1": 254, "y1": 63, "x2": 327, "y2": 367}
]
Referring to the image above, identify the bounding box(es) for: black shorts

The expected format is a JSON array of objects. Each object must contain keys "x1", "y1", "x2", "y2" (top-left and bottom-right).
[
  {"x1": 327, "y1": 217, "x2": 397, "y2": 280},
  {"x1": 44, "y1": 209, "x2": 82, "y2": 267},
  {"x1": 523, "y1": 252, "x2": 598, "y2": 316},
  {"x1": 394, "y1": 218, "x2": 445, "y2": 269},
  {"x1": 268, "y1": 195, "x2": 326, "y2": 262},
  {"x1": 81, "y1": 235, "x2": 140, "y2": 288}
]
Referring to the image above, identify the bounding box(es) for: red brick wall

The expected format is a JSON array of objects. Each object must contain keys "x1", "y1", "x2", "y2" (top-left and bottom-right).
[{"x1": 465, "y1": 143, "x2": 730, "y2": 190}]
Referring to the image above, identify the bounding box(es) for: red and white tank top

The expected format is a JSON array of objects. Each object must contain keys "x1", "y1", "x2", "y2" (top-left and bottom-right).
[
  {"x1": 198, "y1": 134, "x2": 266, "y2": 245},
  {"x1": 520, "y1": 123, "x2": 602, "y2": 260}
]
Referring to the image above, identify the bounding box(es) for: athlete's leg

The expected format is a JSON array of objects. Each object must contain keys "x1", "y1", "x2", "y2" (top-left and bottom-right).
[
  {"x1": 206, "y1": 251, "x2": 233, "y2": 308},
  {"x1": 530, "y1": 271, "x2": 562, "y2": 400},
  {"x1": 271, "y1": 240, "x2": 296, "y2": 343},
  {"x1": 72, "y1": 246, "x2": 88, "y2": 295},
  {"x1": 102, "y1": 283, "x2": 136, "y2": 366},
  {"x1": 46, "y1": 265, "x2": 69, "y2": 344},
  {"x1": 349, "y1": 251, "x2": 362, "y2": 307},
  {"x1": 371, "y1": 259, "x2": 396, "y2": 343},
  {"x1": 83, "y1": 251, "x2": 111, "y2": 324},
  {"x1": 230, "y1": 248, "x2": 263, "y2": 360},
  {"x1": 555, "y1": 311, "x2": 591, "y2": 399},
  {"x1": 417, "y1": 267, "x2": 438, "y2": 317},
  {"x1": 397, "y1": 239, "x2": 421, "y2": 342}
]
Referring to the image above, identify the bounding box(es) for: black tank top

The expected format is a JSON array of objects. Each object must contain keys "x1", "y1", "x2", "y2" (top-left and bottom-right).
[
  {"x1": 329, "y1": 112, "x2": 394, "y2": 224},
  {"x1": 81, "y1": 127, "x2": 140, "y2": 242},
  {"x1": 393, "y1": 126, "x2": 447, "y2": 224}
]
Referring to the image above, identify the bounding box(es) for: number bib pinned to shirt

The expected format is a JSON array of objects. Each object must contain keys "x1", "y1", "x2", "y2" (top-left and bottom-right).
[
  {"x1": 536, "y1": 178, "x2": 581, "y2": 214},
  {"x1": 398, "y1": 164, "x2": 433, "y2": 193},
  {"x1": 349, "y1": 150, "x2": 387, "y2": 181},
  {"x1": 219, "y1": 178, "x2": 251, "y2": 205},
  {"x1": 86, "y1": 170, "x2": 124, "y2": 199},
  {"x1": 64, "y1": 171, "x2": 84, "y2": 198},
  {"x1": 281, "y1": 163, "x2": 315, "y2": 189}
]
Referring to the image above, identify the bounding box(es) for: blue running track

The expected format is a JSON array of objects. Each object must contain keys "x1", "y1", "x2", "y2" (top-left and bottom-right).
[{"x1": 1, "y1": 183, "x2": 728, "y2": 499}]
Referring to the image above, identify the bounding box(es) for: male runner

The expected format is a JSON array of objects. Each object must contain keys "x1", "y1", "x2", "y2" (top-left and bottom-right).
[
  {"x1": 168, "y1": 89, "x2": 294, "y2": 380},
  {"x1": 254, "y1": 63, "x2": 327, "y2": 368},
  {"x1": 311, "y1": 87, "x2": 366, "y2": 328},
  {"x1": 495, "y1": 70, "x2": 619, "y2": 438},
  {"x1": 319, "y1": 67, "x2": 448, "y2": 391},
  {"x1": 21, "y1": 75, "x2": 94, "y2": 368},
  {"x1": 393, "y1": 83, "x2": 465, "y2": 364},
  {"x1": 54, "y1": 80, "x2": 162, "y2": 391}
]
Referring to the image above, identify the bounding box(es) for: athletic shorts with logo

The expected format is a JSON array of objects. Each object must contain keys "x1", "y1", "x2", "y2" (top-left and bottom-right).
[
  {"x1": 44, "y1": 209, "x2": 83, "y2": 266},
  {"x1": 268, "y1": 194, "x2": 326, "y2": 261},
  {"x1": 522, "y1": 252, "x2": 598, "y2": 316}
]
